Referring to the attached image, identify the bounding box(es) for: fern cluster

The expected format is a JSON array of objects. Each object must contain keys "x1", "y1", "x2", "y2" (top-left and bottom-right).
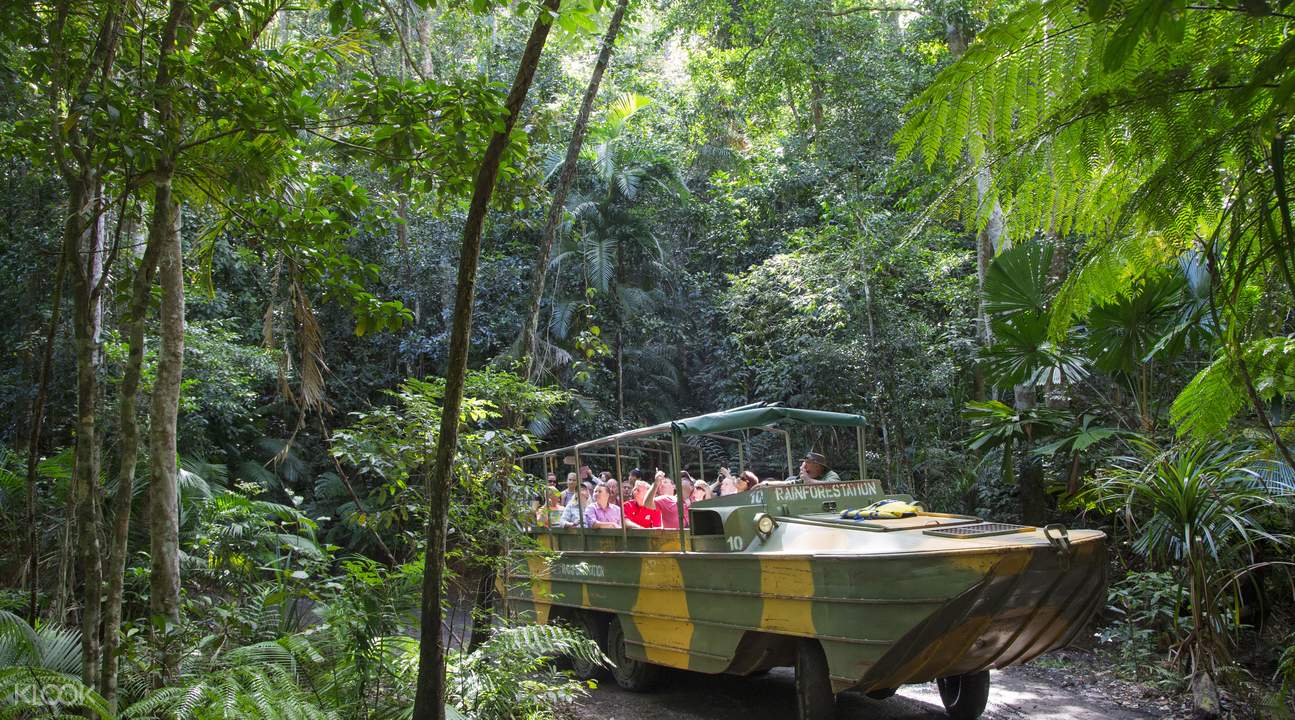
[
  {"x1": 2, "y1": 603, "x2": 602, "y2": 720},
  {"x1": 897, "y1": 1, "x2": 1291, "y2": 324},
  {"x1": 898, "y1": 0, "x2": 1295, "y2": 439}
]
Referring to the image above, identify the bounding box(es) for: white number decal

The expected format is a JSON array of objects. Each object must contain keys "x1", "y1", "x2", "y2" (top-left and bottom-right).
[{"x1": 726, "y1": 536, "x2": 745, "y2": 551}]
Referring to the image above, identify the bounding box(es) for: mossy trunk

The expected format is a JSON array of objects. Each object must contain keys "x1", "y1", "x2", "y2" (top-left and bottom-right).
[
  {"x1": 65, "y1": 172, "x2": 106, "y2": 689},
  {"x1": 148, "y1": 187, "x2": 184, "y2": 680},
  {"x1": 102, "y1": 214, "x2": 161, "y2": 712}
]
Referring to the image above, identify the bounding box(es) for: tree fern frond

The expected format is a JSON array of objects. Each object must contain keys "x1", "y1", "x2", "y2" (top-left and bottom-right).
[{"x1": 1171, "y1": 337, "x2": 1295, "y2": 439}]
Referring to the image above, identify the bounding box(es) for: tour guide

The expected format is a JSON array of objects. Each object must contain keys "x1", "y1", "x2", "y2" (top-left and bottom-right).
[{"x1": 790, "y1": 451, "x2": 840, "y2": 484}]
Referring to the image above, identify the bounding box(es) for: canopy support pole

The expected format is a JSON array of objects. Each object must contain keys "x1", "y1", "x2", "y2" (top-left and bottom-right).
[
  {"x1": 615, "y1": 440, "x2": 627, "y2": 547},
  {"x1": 575, "y1": 446, "x2": 586, "y2": 551},
  {"x1": 671, "y1": 428, "x2": 687, "y2": 552},
  {"x1": 546, "y1": 455, "x2": 555, "y2": 540},
  {"x1": 857, "y1": 425, "x2": 867, "y2": 482},
  {"x1": 784, "y1": 430, "x2": 794, "y2": 480}
]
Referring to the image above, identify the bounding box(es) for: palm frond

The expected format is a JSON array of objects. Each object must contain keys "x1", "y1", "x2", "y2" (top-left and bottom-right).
[
  {"x1": 580, "y1": 236, "x2": 617, "y2": 291},
  {"x1": 602, "y1": 92, "x2": 651, "y2": 134}
]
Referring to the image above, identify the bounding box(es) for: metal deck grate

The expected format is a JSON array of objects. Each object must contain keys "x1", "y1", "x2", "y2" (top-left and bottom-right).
[{"x1": 924, "y1": 522, "x2": 1032, "y2": 539}]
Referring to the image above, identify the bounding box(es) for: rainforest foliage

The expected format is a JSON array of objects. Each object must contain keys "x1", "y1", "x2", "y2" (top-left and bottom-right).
[{"x1": 1, "y1": 0, "x2": 1294, "y2": 717}]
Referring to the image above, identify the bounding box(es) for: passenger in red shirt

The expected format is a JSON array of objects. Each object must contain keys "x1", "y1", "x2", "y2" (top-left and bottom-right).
[{"x1": 622, "y1": 478, "x2": 660, "y2": 529}]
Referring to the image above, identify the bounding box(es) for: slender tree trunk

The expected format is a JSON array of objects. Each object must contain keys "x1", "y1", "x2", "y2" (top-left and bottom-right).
[
  {"x1": 65, "y1": 171, "x2": 106, "y2": 689},
  {"x1": 148, "y1": 189, "x2": 183, "y2": 679},
  {"x1": 24, "y1": 251, "x2": 67, "y2": 623},
  {"x1": 412, "y1": 2, "x2": 560, "y2": 717},
  {"x1": 54, "y1": 492, "x2": 75, "y2": 623},
  {"x1": 616, "y1": 329, "x2": 625, "y2": 420},
  {"x1": 949, "y1": 16, "x2": 1002, "y2": 403},
  {"x1": 466, "y1": 553, "x2": 498, "y2": 653},
  {"x1": 102, "y1": 214, "x2": 161, "y2": 712},
  {"x1": 1013, "y1": 384, "x2": 1047, "y2": 523},
  {"x1": 44, "y1": 2, "x2": 130, "y2": 660},
  {"x1": 861, "y1": 274, "x2": 896, "y2": 485},
  {"x1": 520, "y1": 0, "x2": 631, "y2": 380}
]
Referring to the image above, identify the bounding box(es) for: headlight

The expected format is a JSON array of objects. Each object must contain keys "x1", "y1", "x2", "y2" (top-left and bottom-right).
[{"x1": 755, "y1": 513, "x2": 776, "y2": 537}]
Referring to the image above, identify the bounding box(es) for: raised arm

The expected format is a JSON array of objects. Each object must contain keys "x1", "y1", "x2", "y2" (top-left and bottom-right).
[{"x1": 644, "y1": 477, "x2": 661, "y2": 509}]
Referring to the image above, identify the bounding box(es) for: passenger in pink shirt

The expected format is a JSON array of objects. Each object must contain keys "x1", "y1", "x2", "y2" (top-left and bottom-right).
[{"x1": 646, "y1": 472, "x2": 689, "y2": 529}]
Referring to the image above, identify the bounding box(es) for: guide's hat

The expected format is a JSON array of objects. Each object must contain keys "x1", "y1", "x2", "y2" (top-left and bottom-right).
[{"x1": 801, "y1": 451, "x2": 829, "y2": 467}]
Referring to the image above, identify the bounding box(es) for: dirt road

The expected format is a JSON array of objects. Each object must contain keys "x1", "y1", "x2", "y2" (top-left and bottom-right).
[{"x1": 571, "y1": 662, "x2": 1175, "y2": 720}]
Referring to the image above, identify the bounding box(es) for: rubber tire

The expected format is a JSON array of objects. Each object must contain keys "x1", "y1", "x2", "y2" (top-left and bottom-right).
[
  {"x1": 606, "y1": 616, "x2": 661, "y2": 692},
  {"x1": 567, "y1": 612, "x2": 603, "y2": 681},
  {"x1": 937, "y1": 670, "x2": 990, "y2": 720},
  {"x1": 794, "y1": 639, "x2": 836, "y2": 720},
  {"x1": 548, "y1": 609, "x2": 599, "y2": 680}
]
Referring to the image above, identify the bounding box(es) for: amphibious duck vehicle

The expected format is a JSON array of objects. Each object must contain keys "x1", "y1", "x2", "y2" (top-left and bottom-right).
[{"x1": 503, "y1": 404, "x2": 1107, "y2": 720}]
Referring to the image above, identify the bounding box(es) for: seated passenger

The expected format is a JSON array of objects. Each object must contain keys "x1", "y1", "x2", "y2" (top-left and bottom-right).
[
  {"x1": 716, "y1": 467, "x2": 737, "y2": 496},
  {"x1": 583, "y1": 485, "x2": 623, "y2": 528},
  {"x1": 679, "y1": 470, "x2": 698, "y2": 502},
  {"x1": 690, "y1": 480, "x2": 713, "y2": 503},
  {"x1": 559, "y1": 485, "x2": 590, "y2": 527},
  {"x1": 560, "y1": 472, "x2": 579, "y2": 506},
  {"x1": 535, "y1": 487, "x2": 563, "y2": 525},
  {"x1": 532, "y1": 471, "x2": 559, "y2": 511},
  {"x1": 735, "y1": 470, "x2": 759, "y2": 493},
  {"x1": 622, "y1": 478, "x2": 661, "y2": 529}
]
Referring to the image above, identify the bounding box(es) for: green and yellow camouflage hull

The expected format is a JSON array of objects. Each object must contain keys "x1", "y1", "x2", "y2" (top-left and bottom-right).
[{"x1": 504, "y1": 480, "x2": 1107, "y2": 695}]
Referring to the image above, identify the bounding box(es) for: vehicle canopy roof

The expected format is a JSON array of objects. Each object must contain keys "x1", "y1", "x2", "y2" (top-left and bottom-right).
[
  {"x1": 672, "y1": 403, "x2": 867, "y2": 436},
  {"x1": 519, "y1": 402, "x2": 867, "y2": 459}
]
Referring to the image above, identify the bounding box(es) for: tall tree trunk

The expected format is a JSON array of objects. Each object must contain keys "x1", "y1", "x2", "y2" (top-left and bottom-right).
[
  {"x1": 148, "y1": 190, "x2": 183, "y2": 679},
  {"x1": 24, "y1": 250, "x2": 67, "y2": 623},
  {"x1": 520, "y1": 0, "x2": 631, "y2": 380},
  {"x1": 102, "y1": 214, "x2": 161, "y2": 712},
  {"x1": 65, "y1": 171, "x2": 106, "y2": 689},
  {"x1": 146, "y1": 0, "x2": 190, "y2": 685},
  {"x1": 412, "y1": 2, "x2": 560, "y2": 717}
]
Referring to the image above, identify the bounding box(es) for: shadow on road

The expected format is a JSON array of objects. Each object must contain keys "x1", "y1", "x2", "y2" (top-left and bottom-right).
[
  {"x1": 578, "y1": 667, "x2": 948, "y2": 720},
  {"x1": 574, "y1": 665, "x2": 1158, "y2": 720}
]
